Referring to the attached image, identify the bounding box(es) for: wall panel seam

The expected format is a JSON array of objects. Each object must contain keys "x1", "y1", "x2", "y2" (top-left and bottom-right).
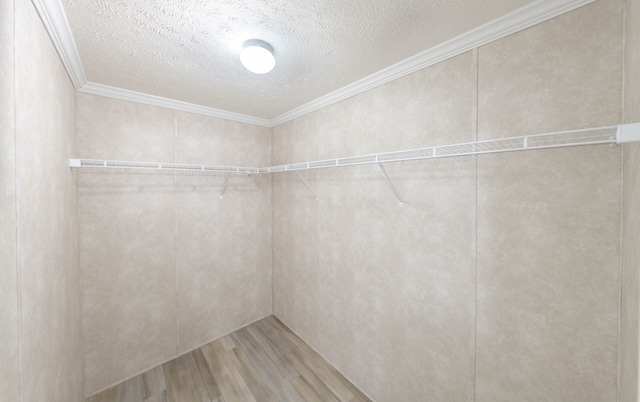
[
  {"x1": 12, "y1": 0, "x2": 23, "y2": 400},
  {"x1": 472, "y1": 46, "x2": 479, "y2": 402},
  {"x1": 174, "y1": 111, "x2": 179, "y2": 356},
  {"x1": 75, "y1": 100, "x2": 85, "y2": 401},
  {"x1": 270, "y1": 124, "x2": 274, "y2": 314},
  {"x1": 618, "y1": 2, "x2": 627, "y2": 401}
]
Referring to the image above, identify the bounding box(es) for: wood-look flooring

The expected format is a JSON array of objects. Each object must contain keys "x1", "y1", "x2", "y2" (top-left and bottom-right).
[{"x1": 86, "y1": 316, "x2": 371, "y2": 402}]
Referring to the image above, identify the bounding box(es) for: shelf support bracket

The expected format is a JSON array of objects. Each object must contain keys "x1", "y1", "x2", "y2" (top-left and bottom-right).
[
  {"x1": 378, "y1": 163, "x2": 404, "y2": 208},
  {"x1": 247, "y1": 173, "x2": 263, "y2": 190},
  {"x1": 219, "y1": 173, "x2": 231, "y2": 199},
  {"x1": 617, "y1": 122, "x2": 640, "y2": 144},
  {"x1": 293, "y1": 169, "x2": 318, "y2": 200}
]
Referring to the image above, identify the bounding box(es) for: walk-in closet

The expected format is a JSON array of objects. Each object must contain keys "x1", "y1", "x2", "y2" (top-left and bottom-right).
[{"x1": 2, "y1": 0, "x2": 640, "y2": 401}]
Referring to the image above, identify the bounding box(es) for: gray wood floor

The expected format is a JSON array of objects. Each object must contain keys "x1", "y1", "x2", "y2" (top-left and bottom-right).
[{"x1": 86, "y1": 316, "x2": 371, "y2": 402}]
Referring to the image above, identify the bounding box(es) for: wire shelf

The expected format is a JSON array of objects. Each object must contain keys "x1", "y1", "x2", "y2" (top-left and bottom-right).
[
  {"x1": 265, "y1": 125, "x2": 619, "y2": 173},
  {"x1": 69, "y1": 159, "x2": 259, "y2": 175},
  {"x1": 70, "y1": 124, "x2": 640, "y2": 175}
]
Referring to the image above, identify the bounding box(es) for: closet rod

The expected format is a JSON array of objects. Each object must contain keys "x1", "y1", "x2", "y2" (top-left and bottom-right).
[{"x1": 69, "y1": 123, "x2": 640, "y2": 175}]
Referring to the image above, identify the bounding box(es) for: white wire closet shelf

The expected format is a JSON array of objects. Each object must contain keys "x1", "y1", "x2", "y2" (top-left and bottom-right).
[
  {"x1": 69, "y1": 123, "x2": 640, "y2": 176},
  {"x1": 68, "y1": 159, "x2": 260, "y2": 175},
  {"x1": 69, "y1": 123, "x2": 640, "y2": 207},
  {"x1": 262, "y1": 125, "x2": 624, "y2": 173}
]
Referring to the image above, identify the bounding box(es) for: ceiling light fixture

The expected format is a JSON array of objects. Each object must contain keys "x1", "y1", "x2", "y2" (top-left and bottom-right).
[{"x1": 240, "y1": 39, "x2": 276, "y2": 74}]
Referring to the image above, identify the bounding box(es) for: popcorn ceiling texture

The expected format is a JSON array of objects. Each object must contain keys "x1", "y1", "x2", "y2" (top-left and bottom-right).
[{"x1": 62, "y1": 0, "x2": 530, "y2": 118}]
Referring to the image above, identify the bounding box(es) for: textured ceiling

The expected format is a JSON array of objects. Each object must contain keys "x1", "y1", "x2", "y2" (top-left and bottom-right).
[{"x1": 62, "y1": 0, "x2": 534, "y2": 119}]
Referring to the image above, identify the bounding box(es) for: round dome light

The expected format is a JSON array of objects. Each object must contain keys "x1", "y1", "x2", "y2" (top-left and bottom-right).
[{"x1": 240, "y1": 39, "x2": 275, "y2": 74}]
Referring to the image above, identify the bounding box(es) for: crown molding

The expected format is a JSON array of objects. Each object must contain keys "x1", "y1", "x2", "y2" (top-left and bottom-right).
[
  {"x1": 31, "y1": 0, "x2": 86, "y2": 89},
  {"x1": 79, "y1": 82, "x2": 273, "y2": 127},
  {"x1": 31, "y1": 0, "x2": 269, "y2": 127},
  {"x1": 34, "y1": 0, "x2": 595, "y2": 128},
  {"x1": 269, "y1": 0, "x2": 597, "y2": 127}
]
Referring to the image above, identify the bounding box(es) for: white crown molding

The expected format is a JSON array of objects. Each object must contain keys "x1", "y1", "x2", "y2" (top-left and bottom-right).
[
  {"x1": 269, "y1": 0, "x2": 597, "y2": 127},
  {"x1": 30, "y1": 0, "x2": 269, "y2": 127},
  {"x1": 31, "y1": 0, "x2": 86, "y2": 89},
  {"x1": 79, "y1": 82, "x2": 273, "y2": 127},
  {"x1": 34, "y1": 0, "x2": 595, "y2": 128}
]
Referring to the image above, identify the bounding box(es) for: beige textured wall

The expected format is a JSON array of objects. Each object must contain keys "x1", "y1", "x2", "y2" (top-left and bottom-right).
[
  {"x1": 77, "y1": 93, "x2": 272, "y2": 396},
  {"x1": 9, "y1": 0, "x2": 83, "y2": 401},
  {"x1": 272, "y1": 0, "x2": 623, "y2": 401},
  {"x1": 274, "y1": 51, "x2": 479, "y2": 401},
  {"x1": 0, "y1": 0, "x2": 19, "y2": 400},
  {"x1": 621, "y1": 0, "x2": 640, "y2": 400},
  {"x1": 476, "y1": 1, "x2": 621, "y2": 400}
]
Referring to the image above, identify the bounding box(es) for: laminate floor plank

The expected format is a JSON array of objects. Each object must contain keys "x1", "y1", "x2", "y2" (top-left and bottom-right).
[
  {"x1": 116, "y1": 374, "x2": 144, "y2": 402},
  {"x1": 227, "y1": 344, "x2": 280, "y2": 402},
  {"x1": 163, "y1": 354, "x2": 212, "y2": 402},
  {"x1": 142, "y1": 365, "x2": 167, "y2": 399},
  {"x1": 86, "y1": 316, "x2": 371, "y2": 402},
  {"x1": 288, "y1": 348, "x2": 354, "y2": 402},
  {"x1": 232, "y1": 328, "x2": 304, "y2": 402},
  {"x1": 267, "y1": 317, "x2": 357, "y2": 402},
  {"x1": 267, "y1": 318, "x2": 328, "y2": 366},
  {"x1": 191, "y1": 349, "x2": 224, "y2": 402},
  {"x1": 292, "y1": 376, "x2": 325, "y2": 402},
  {"x1": 200, "y1": 340, "x2": 256, "y2": 402},
  {"x1": 87, "y1": 387, "x2": 117, "y2": 402},
  {"x1": 285, "y1": 350, "x2": 341, "y2": 402},
  {"x1": 219, "y1": 335, "x2": 238, "y2": 351},
  {"x1": 144, "y1": 391, "x2": 168, "y2": 402},
  {"x1": 246, "y1": 325, "x2": 299, "y2": 378},
  {"x1": 254, "y1": 318, "x2": 296, "y2": 355}
]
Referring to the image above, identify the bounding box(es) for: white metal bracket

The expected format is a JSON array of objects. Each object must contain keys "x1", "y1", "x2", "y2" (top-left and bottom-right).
[
  {"x1": 617, "y1": 122, "x2": 640, "y2": 144},
  {"x1": 293, "y1": 169, "x2": 318, "y2": 200},
  {"x1": 378, "y1": 163, "x2": 404, "y2": 208},
  {"x1": 219, "y1": 172, "x2": 231, "y2": 199}
]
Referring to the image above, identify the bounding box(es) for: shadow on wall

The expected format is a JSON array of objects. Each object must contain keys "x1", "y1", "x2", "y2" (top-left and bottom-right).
[{"x1": 77, "y1": 171, "x2": 269, "y2": 195}]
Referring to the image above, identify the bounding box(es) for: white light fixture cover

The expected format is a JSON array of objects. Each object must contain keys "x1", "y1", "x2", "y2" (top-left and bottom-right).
[{"x1": 240, "y1": 39, "x2": 275, "y2": 74}]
